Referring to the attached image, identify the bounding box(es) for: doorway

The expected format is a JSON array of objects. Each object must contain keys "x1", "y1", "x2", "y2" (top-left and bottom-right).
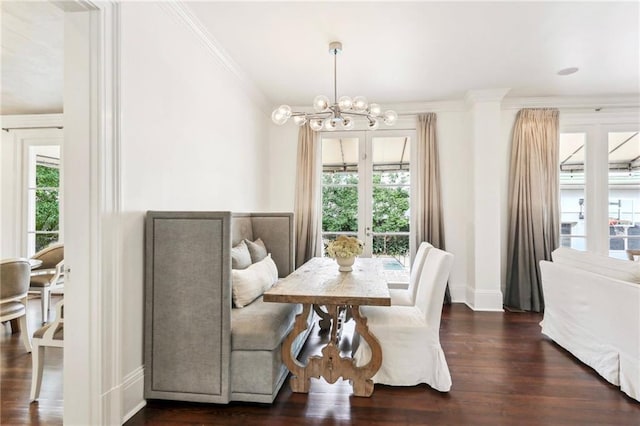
[{"x1": 320, "y1": 130, "x2": 416, "y2": 268}]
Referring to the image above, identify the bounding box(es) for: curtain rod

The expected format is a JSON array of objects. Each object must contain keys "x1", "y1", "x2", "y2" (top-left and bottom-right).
[{"x1": 2, "y1": 126, "x2": 63, "y2": 132}]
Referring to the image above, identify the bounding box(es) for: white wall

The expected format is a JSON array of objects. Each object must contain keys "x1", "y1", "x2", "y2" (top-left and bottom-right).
[
  {"x1": 435, "y1": 110, "x2": 472, "y2": 302},
  {"x1": 119, "y1": 2, "x2": 270, "y2": 420}
]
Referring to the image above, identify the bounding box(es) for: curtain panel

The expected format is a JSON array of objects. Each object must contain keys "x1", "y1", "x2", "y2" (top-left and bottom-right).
[
  {"x1": 416, "y1": 113, "x2": 451, "y2": 304},
  {"x1": 294, "y1": 123, "x2": 321, "y2": 268},
  {"x1": 504, "y1": 108, "x2": 560, "y2": 312}
]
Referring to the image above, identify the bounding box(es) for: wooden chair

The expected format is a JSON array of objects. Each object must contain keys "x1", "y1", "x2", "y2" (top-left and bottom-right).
[
  {"x1": 353, "y1": 247, "x2": 454, "y2": 391},
  {"x1": 626, "y1": 249, "x2": 640, "y2": 261},
  {"x1": 30, "y1": 300, "x2": 64, "y2": 401},
  {"x1": 29, "y1": 243, "x2": 64, "y2": 323},
  {"x1": 0, "y1": 258, "x2": 32, "y2": 352}
]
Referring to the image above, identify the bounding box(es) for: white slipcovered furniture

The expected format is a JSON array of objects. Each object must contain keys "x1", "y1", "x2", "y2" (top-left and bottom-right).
[
  {"x1": 388, "y1": 242, "x2": 432, "y2": 306},
  {"x1": 353, "y1": 247, "x2": 454, "y2": 391},
  {"x1": 540, "y1": 247, "x2": 640, "y2": 402}
]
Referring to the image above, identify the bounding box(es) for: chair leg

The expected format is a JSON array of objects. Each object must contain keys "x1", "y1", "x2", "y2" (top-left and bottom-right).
[
  {"x1": 40, "y1": 288, "x2": 51, "y2": 323},
  {"x1": 30, "y1": 342, "x2": 45, "y2": 402},
  {"x1": 19, "y1": 314, "x2": 32, "y2": 353}
]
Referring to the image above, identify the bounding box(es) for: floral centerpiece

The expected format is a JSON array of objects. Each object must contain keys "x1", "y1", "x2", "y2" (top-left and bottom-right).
[{"x1": 327, "y1": 235, "x2": 364, "y2": 272}]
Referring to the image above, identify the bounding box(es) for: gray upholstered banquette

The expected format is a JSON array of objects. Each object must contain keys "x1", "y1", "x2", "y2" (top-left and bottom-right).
[{"x1": 144, "y1": 211, "x2": 312, "y2": 404}]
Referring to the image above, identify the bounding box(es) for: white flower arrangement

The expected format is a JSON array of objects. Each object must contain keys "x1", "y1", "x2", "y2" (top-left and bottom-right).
[{"x1": 326, "y1": 235, "x2": 364, "y2": 258}]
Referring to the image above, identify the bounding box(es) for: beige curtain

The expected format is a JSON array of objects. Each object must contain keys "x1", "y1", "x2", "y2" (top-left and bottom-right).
[
  {"x1": 294, "y1": 123, "x2": 321, "y2": 268},
  {"x1": 504, "y1": 108, "x2": 560, "y2": 312},
  {"x1": 416, "y1": 113, "x2": 450, "y2": 303}
]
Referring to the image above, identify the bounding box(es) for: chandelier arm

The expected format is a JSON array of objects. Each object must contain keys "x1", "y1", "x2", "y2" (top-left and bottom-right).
[
  {"x1": 341, "y1": 111, "x2": 380, "y2": 118},
  {"x1": 292, "y1": 111, "x2": 333, "y2": 119}
]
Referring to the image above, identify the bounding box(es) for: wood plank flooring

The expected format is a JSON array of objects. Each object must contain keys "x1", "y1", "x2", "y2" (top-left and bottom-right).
[{"x1": 2, "y1": 302, "x2": 638, "y2": 425}]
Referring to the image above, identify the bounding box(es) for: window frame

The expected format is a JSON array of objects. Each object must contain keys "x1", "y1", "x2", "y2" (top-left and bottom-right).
[
  {"x1": 560, "y1": 111, "x2": 639, "y2": 258},
  {"x1": 319, "y1": 128, "x2": 417, "y2": 266},
  {"x1": 19, "y1": 130, "x2": 64, "y2": 257}
]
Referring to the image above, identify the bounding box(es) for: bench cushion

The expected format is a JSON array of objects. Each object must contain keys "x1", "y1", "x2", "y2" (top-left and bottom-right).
[{"x1": 231, "y1": 296, "x2": 300, "y2": 351}]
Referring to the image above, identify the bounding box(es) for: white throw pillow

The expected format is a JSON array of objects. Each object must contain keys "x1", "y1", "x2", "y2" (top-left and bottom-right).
[{"x1": 232, "y1": 255, "x2": 279, "y2": 308}]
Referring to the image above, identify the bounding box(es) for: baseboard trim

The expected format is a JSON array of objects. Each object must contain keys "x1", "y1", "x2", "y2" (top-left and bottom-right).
[
  {"x1": 121, "y1": 366, "x2": 146, "y2": 424},
  {"x1": 465, "y1": 286, "x2": 504, "y2": 312}
]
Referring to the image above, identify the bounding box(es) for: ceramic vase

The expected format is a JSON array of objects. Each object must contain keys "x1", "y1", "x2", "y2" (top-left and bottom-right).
[{"x1": 336, "y1": 256, "x2": 356, "y2": 272}]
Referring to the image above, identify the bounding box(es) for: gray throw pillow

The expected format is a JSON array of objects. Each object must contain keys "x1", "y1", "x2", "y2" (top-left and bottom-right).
[
  {"x1": 231, "y1": 240, "x2": 252, "y2": 269},
  {"x1": 245, "y1": 238, "x2": 268, "y2": 263}
]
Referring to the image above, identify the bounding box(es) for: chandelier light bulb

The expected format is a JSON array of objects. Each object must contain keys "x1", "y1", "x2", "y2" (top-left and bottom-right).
[
  {"x1": 342, "y1": 117, "x2": 354, "y2": 130},
  {"x1": 353, "y1": 96, "x2": 368, "y2": 112},
  {"x1": 313, "y1": 95, "x2": 330, "y2": 113},
  {"x1": 383, "y1": 110, "x2": 398, "y2": 126},
  {"x1": 368, "y1": 103, "x2": 382, "y2": 116},
  {"x1": 293, "y1": 115, "x2": 307, "y2": 126},
  {"x1": 325, "y1": 117, "x2": 339, "y2": 131},
  {"x1": 310, "y1": 119, "x2": 324, "y2": 131},
  {"x1": 271, "y1": 104, "x2": 291, "y2": 125},
  {"x1": 338, "y1": 96, "x2": 353, "y2": 111}
]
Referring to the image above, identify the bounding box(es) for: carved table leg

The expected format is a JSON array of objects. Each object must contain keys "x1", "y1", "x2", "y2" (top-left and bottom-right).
[
  {"x1": 313, "y1": 304, "x2": 332, "y2": 333},
  {"x1": 282, "y1": 303, "x2": 383, "y2": 397},
  {"x1": 349, "y1": 305, "x2": 383, "y2": 397},
  {"x1": 281, "y1": 304, "x2": 312, "y2": 393}
]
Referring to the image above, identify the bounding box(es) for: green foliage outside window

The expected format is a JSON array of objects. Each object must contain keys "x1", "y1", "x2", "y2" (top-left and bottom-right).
[
  {"x1": 34, "y1": 165, "x2": 60, "y2": 251},
  {"x1": 322, "y1": 171, "x2": 410, "y2": 256}
]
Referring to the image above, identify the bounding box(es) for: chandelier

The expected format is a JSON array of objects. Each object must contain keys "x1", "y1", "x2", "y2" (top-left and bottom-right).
[{"x1": 271, "y1": 41, "x2": 398, "y2": 131}]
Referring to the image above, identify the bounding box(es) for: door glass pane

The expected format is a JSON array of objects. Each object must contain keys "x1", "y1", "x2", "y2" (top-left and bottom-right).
[
  {"x1": 28, "y1": 146, "x2": 61, "y2": 255},
  {"x1": 608, "y1": 131, "x2": 640, "y2": 259},
  {"x1": 559, "y1": 133, "x2": 587, "y2": 251},
  {"x1": 322, "y1": 138, "x2": 359, "y2": 253},
  {"x1": 371, "y1": 136, "x2": 410, "y2": 267}
]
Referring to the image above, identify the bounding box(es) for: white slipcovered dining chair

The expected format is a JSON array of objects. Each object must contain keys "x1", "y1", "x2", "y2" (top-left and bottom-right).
[
  {"x1": 353, "y1": 247, "x2": 454, "y2": 391},
  {"x1": 389, "y1": 242, "x2": 433, "y2": 306},
  {"x1": 29, "y1": 243, "x2": 64, "y2": 323},
  {"x1": 30, "y1": 299, "x2": 64, "y2": 401},
  {"x1": 1, "y1": 258, "x2": 32, "y2": 352}
]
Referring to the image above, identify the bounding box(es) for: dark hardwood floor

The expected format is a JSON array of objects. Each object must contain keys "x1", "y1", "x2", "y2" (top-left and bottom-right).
[
  {"x1": 2, "y1": 301, "x2": 638, "y2": 425},
  {"x1": 1, "y1": 294, "x2": 63, "y2": 426}
]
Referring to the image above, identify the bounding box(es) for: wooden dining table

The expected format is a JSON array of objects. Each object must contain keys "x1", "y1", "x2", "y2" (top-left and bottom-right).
[{"x1": 263, "y1": 256, "x2": 391, "y2": 397}]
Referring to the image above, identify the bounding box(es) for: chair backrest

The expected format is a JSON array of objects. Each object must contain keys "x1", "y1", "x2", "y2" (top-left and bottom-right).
[
  {"x1": 627, "y1": 249, "x2": 640, "y2": 261},
  {"x1": 32, "y1": 243, "x2": 64, "y2": 270},
  {"x1": 1, "y1": 258, "x2": 31, "y2": 300},
  {"x1": 414, "y1": 248, "x2": 454, "y2": 328},
  {"x1": 406, "y1": 242, "x2": 433, "y2": 302}
]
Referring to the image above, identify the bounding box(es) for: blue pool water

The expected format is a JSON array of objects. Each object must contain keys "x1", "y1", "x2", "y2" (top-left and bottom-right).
[{"x1": 383, "y1": 260, "x2": 405, "y2": 270}]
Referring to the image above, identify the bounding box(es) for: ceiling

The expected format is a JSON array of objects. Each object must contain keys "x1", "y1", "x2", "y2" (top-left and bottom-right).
[
  {"x1": 1, "y1": 1, "x2": 639, "y2": 115},
  {"x1": 1, "y1": 1, "x2": 63, "y2": 115}
]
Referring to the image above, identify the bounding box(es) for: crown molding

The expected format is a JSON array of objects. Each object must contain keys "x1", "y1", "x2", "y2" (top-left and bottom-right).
[
  {"x1": 465, "y1": 88, "x2": 511, "y2": 104},
  {"x1": 502, "y1": 95, "x2": 640, "y2": 110},
  {"x1": 161, "y1": 1, "x2": 272, "y2": 115},
  {"x1": 1, "y1": 113, "x2": 64, "y2": 130}
]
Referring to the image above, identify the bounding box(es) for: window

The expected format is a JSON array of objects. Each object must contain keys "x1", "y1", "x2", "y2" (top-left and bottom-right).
[
  {"x1": 27, "y1": 145, "x2": 61, "y2": 255},
  {"x1": 559, "y1": 132, "x2": 587, "y2": 250},
  {"x1": 321, "y1": 131, "x2": 413, "y2": 269},
  {"x1": 560, "y1": 117, "x2": 639, "y2": 259},
  {"x1": 607, "y1": 131, "x2": 639, "y2": 259}
]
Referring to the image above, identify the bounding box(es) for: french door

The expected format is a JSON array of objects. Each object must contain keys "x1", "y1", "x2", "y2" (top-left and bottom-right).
[{"x1": 320, "y1": 130, "x2": 415, "y2": 267}]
